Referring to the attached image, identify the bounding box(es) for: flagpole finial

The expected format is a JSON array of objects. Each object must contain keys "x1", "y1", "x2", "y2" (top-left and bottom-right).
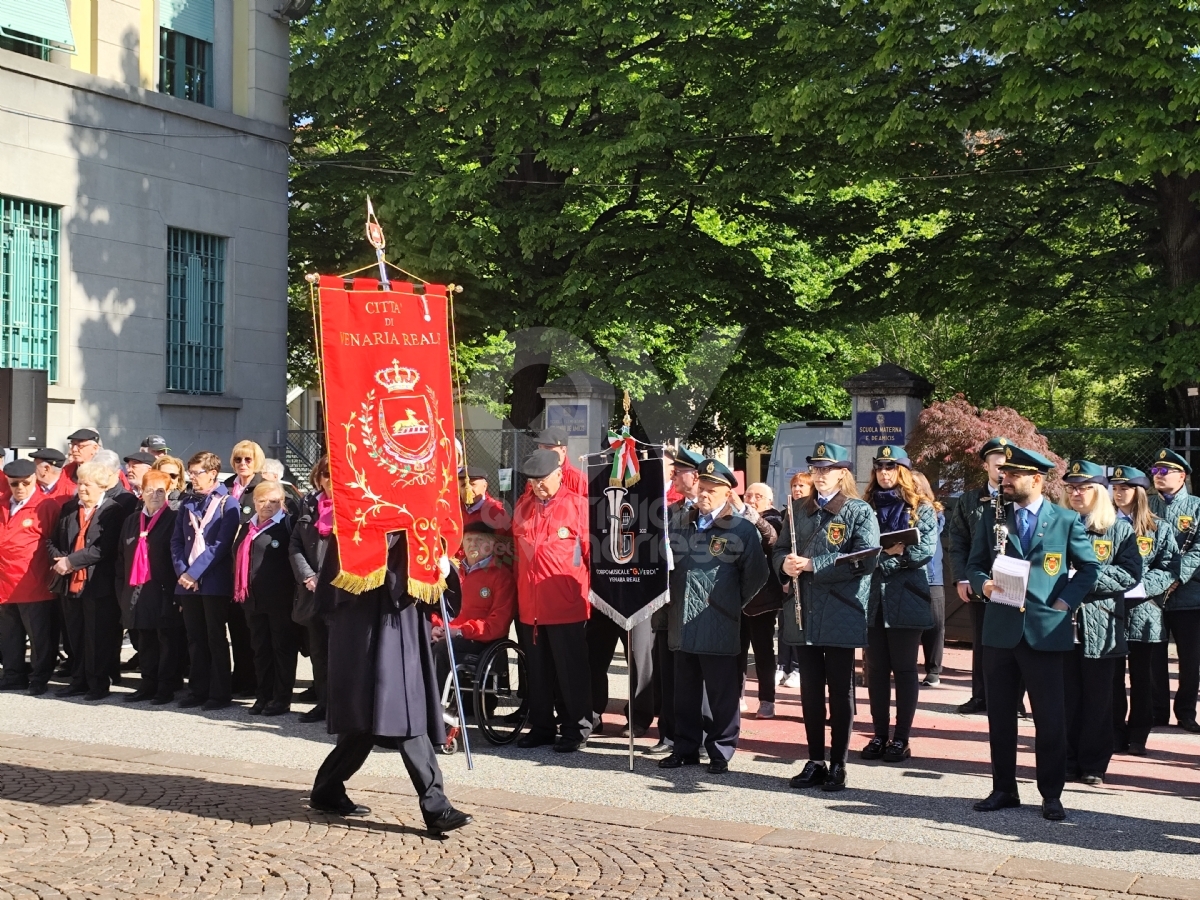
[{"x1": 622, "y1": 390, "x2": 631, "y2": 428}]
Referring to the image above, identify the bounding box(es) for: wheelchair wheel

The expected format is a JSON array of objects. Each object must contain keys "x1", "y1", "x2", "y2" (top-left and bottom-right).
[{"x1": 473, "y1": 639, "x2": 528, "y2": 745}]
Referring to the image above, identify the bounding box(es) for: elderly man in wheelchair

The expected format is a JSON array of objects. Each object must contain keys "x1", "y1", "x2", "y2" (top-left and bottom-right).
[{"x1": 431, "y1": 522, "x2": 526, "y2": 750}]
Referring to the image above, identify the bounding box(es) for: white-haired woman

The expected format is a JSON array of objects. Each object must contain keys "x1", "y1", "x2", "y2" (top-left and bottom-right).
[
  {"x1": 1062, "y1": 460, "x2": 1142, "y2": 785},
  {"x1": 48, "y1": 461, "x2": 133, "y2": 700}
]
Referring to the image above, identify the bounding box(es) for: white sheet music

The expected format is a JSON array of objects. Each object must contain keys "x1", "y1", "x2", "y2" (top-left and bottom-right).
[
  {"x1": 1125, "y1": 582, "x2": 1147, "y2": 599},
  {"x1": 991, "y1": 556, "x2": 1031, "y2": 608}
]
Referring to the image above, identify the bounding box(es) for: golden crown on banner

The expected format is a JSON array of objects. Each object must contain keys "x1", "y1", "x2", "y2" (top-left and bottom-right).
[{"x1": 375, "y1": 361, "x2": 421, "y2": 393}]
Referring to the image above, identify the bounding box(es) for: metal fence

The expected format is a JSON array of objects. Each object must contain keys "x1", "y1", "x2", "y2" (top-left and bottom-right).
[
  {"x1": 1037, "y1": 428, "x2": 1174, "y2": 472},
  {"x1": 279, "y1": 429, "x2": 326, "y2": 487}
]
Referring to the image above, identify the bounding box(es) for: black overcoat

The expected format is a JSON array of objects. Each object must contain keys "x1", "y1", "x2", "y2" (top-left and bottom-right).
[
  {"x1": 115, "y1": 506, "x2": 183, "y2": 629},
  {"x1": 233, "y1": 517, "x2": 295, "y2": 616},
  {"x1": 225, "y1": 473, "x2": 264, "y2": 523},
  {"x1": 47, "y1": 498, "x2": 130, "y2": 600},
  {"x1": 321, "y1": 533, "x2": 445, "y2": 742},
  {"x1": 288, "y1": 491, "x2": 331, "y2": 624}
]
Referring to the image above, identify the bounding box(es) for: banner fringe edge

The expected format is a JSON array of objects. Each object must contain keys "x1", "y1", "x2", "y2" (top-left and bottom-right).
[
  {"x1": 331, "y1": 566, "x2": 387, "y2": 594},
  {"x1": 587, "y1": 589, "x2": 670, "y2": 632}
]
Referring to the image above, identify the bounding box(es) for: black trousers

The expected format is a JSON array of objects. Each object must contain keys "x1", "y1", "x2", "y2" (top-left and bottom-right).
[
  {"x1": 1115, "y1": 642, "x2": 1166, "y2": 748},
  {"x1": 312, "y1": 732, "x2": 450, "y2": 824},
  {"x1": 306, "y1": 615, "x2": 330, "y2": 706},
  {"x1": 247, "y1": 608, "x2": 298, "y2": 706},
  {"x1": 1167, "y1": 608, "x2": 1200, "y2": 725},
  {"x1": 227, "y1": 600, "x2": 257, "y2": 695},
  {"x1": 866, "y1": 624, "x2": 922, "y2": 744},
  {"x1": 739, "y1": 611, "x2": 777, "y2": 704},
  {"x1": 586, "y1": 615, "x2": 655, "y2": 730},
  {"x1": 969, "y1": 601, "x2": 987, "y2": 701},
  {"x1": 675, "y1": 651, "x2": 741, "y2": 762},
  {"x1": 777, "y1": 608, "x2": 799, "y2": 675},
  {"x1": 517, "y1": 621, "x2": 592, "y2": 743},
  {"x1": 61, "y1": 594, "x2": 121, "y2": 693},
  {"x1": 921, "y1": 585, "x2": 946, "y2": 677},
  {"x1": 0, "y1": 600, "x2": 57, "y2": 687},
  {"x1": 1064, "y1": 647, "x2": 1116, "y2": 777},
  {"x1": 795, "y1": 644, "x2": 856, "y2": 765},
  {"x1": 181, "y1": 594, "x2": 231, "y2": 703},
  {"x1": 134, "y1": 626, "x2": 187, "y2": 697},
  {"x1": 983, "y1": 639, "x2": 1066, "y2": 800},
  {"x1": 654, "y1": 629, "x2": 676, "y2": 741}
]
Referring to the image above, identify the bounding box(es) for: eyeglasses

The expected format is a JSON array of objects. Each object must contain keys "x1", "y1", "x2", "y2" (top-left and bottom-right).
[
  {"x1": 187, "y1": 469, "x2": 212, "y2": 479},
  {"x1": 1149, "y1": 467, "x2": 1174, "y2": 477},
  {"x1": 874, "y1": 462, "x2": 898, "y2": 471},
  {"x1": 233, "y1": 456, "x2": 254, "y2": 464},
  {"x1": 160, "y1": 469, "x2": 180, "y2": 477},
  {"x1": 1065, "y1": 484, "x2": 1094, "y2": 494}
]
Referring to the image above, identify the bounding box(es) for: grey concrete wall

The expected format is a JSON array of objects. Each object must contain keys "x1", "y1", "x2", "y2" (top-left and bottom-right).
[{"x1": 0, "y1": 49, "x2": 290, "y2": 461}]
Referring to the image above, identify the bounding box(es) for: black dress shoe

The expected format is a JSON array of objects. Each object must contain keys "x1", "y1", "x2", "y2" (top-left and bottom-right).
[
  {"x1": 1178, "y1": 719, "x2": 1200, "y2": 734},
  {"x1": 299, "y1": 705, "x2": 326, "y2": 724},
  {"x1": 248, "y1": 699, "x2": 268, "y2": 715},
  {"x1": 150, "y1": 692, "x2": 175, "y2": 705},
  {"x1": 178, "y1": 693, "x2": 206, "y2": 708},
  {"x1": 516, "y1": 733, "x2": 556, "y2": 749},
  {"x1": 426, "y1": 807, "x2": 473, "y2": 834},
  {"x1": 27, "y1": 683, "x2": 48, "y2": 697},
  {"x1": 296, "y1": 686, "x2": 318, "y2": 702},
  {"x1": 310, "y1": 799, "x2": 371, "y2": 817},
  {"x1": 263, "y1": 702, "x2": 290, "y2": 717},
  {"x1": 1080, "y1": 773, "x2": 1104, "y2": 786},
  {"x1": 202, "y1": 698, "x2": 232, "y2": 711},
  {"x1": 553, "y1": 737, "x2": 586, "y2": 753},
  {"x1": 657, "y1": 752, "x2": 700, "y2": 769},
  {"x1": 120, "y1": 653, "x2": 141, "y2": 671},
  {"x1": 821, "y1": 762, "x2": 847, "y2": 792},
  {"x1": 958, "y1": 698, "x2": 987, "y2": 715},
  {"x1": 974, "y1": 790, "x2": 1020, "y2": 812},
  {"x1": 0, "y1": 679, "x2": 29, "y2": 691},
  {"x1": 860, "y1": 737, "x2": 884, "y2": 760},
  {"x1": 84, "y1": 689, "x2": 110, "y2": 701},
  {"x1": 125, "y1": 688, "x2": 155, "y2": 703},
  {"x1": 882, "y1": 740, "x2": 911, "y2": 763},
  {"x1": 789, "y1": 760, "x2": 827, "y2": 789},
  {"x1": 1128, "y1": 742, "x2": 1147, "y2": 756},
  {"x1": 1042, "y1": 798, "x2": 1066, "y2": 821},
  {"x1": 56, "y1": 683, "x2": 88, "y2": 697},
  {"x1": 707, "y1": 758, "x2": 729, "y2": 774}
]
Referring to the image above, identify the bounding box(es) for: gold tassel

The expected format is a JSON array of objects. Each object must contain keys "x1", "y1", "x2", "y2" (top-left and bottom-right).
[
  {"x1": 331, "y1": 565, "x2": 387, "y2": 594},
  {"x1": 626, "y1": 472, "x2": 641, "y2": 488},
  {"x1": 408, "y1": 576, "x2": 447, "y2": 604},
  {"x1": 609, "y1": 476, "x2": 623, "y2": 488}
]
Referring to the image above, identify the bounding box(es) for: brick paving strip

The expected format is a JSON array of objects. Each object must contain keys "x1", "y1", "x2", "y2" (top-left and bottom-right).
[{"x1": 0, "y1": 734, "x2": 1197, "y2": 900}]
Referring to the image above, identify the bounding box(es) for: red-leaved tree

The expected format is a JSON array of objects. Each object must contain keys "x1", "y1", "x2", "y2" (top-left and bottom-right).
[{"x1": 908, "y1": 395, "x2": 1065, "y2": 502}]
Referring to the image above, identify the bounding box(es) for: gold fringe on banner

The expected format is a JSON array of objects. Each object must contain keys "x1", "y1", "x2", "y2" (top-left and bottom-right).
[
  {"x1": 331, "y1": 566, "x2": 387, "y2": 594},
  {"x1": 408, "y1": 577, "x2": 448, "y2": 605}
]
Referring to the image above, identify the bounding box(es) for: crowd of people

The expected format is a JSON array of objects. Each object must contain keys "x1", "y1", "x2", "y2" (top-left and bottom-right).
[{"x1": 2, "y1": 425, "x2": 1198, "y2": 825}]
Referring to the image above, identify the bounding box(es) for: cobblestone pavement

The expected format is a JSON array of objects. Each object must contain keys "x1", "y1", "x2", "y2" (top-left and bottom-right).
[{"x1": 0, "y1": 743, "x2": 1193, "y2": 900}]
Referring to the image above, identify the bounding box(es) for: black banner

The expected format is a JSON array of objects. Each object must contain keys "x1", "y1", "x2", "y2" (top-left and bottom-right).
[{"x1": 587, "y1": 448, "x2": 670, "y2": 630}]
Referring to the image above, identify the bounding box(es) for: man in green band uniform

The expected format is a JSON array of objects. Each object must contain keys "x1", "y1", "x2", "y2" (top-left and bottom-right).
[
  {"x1": 1148, "y1": 449, "x2": 1200, "y2": 733},
  {"x1": 967, "y1": 445, "x2": 1099, "y2": 821}
]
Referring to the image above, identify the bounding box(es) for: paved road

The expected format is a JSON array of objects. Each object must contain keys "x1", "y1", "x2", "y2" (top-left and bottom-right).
[{"x1": 0, "y1": 741, "x2": 1183, "y2": 900}]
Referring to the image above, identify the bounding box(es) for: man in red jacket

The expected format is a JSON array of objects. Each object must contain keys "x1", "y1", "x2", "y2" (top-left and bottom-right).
[
  {"x1": 0, "y1": 460, "x2": 61, "y2": 695},
  {"x1": 512, "y1": 448, "x2": 593, "y2": 752},
  {"x1": 432, "y1": 523, "x2": 517, "y2": 687},
  {"x1": 459, "y1": 467, "x2": 512, "y2": 564},
  {"x1": 530, "y1": 428, "x2": 587, "y2": 497}
]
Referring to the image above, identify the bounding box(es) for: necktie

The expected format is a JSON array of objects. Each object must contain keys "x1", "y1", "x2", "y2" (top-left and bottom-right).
[
  {"x1": 817, "y1": 496, "x2": 828, "y2": 509},
  {"x1": 1015, "y1": 508, "x2": 1033, "y2": 554}
]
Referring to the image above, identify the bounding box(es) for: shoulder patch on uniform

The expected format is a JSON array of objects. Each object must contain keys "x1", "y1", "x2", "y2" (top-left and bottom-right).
[
  {"x1": 1043, "y1": 553, "x2": 1062, "y2": 576},
  {"x1": 1093, "y1": 540, "x2": 1112, "y2": 563},
  {"x1": 1179, "y1": 515, "x2": 1195, "y2": 533},
  {"x1": 826, "y1": 523, "x2": 846, "y2": 545},
  {"x1": 1137, "y1": 536, "x2": 1153, "y2": 557}
]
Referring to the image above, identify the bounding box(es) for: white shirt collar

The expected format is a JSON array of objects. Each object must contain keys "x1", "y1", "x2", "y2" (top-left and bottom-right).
[
  {"x1": 39, "y1": 478, "x2": 59, "y2": 494},
  {"x1": 1016, "y1": 494, "x2": 1044, "y2": 517},
  {"x1": 256, "y1": 509, "x2": 286, "y2": 528},
  {"x1": 9, "y1": 495, "x2": 30, "y2": 516},
  {"x1": 464, "y1": 554, "x2": 493, "y2": 574},
  {"x1": 817, "y1": 490, "x2": 839, "y2": 504}
]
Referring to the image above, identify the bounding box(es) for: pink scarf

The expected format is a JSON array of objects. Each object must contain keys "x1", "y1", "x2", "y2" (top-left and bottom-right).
[
  {"x1": 233, "y1": 518, "x2": 269, "y2": 603},
  {"x1": 129, "y1": 505, "x2": 167, "y2": 586},
  {"x1": 316, "y1": 492, "x2": 334, "y2": 536},
  {"x1": 188, "y1": 492, "x2": 226, "y2": 566}
]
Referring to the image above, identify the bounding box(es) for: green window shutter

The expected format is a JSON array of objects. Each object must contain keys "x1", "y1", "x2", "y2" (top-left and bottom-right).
[
  {"x1": 1, "y1": 196, "x2": 59, "y2": 383},
  {"x1": 159, "y1": 0, "x2": 213, "y2": 44},
  {"x1": 8, "y1": 225, "x2": 32, "y2": 327},
  {"x1": 0, "y1": 0, "x2": 74, "y2": 50},
  {"x1": 184, "y1": 254, "x2": 203, "y2": 344}
]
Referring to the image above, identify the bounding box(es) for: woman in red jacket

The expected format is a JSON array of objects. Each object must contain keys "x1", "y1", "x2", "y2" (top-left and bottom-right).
[{"x1": 431, "y1": 523, "x2": 516, "y2": 688}]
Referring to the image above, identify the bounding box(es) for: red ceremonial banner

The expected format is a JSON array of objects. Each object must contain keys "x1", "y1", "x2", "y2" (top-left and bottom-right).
[{"x1": 317, "y1": 275, "x2": 462, "y2": 600}]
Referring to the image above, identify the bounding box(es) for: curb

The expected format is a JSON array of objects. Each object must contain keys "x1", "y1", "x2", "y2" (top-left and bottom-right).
[{"x1": 1, "y1": 732, "x2": 1197, "y2": 899}]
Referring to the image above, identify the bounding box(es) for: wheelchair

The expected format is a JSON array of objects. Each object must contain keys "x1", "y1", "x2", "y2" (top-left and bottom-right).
[{"x1": 438, "y1": 638, "x2": 529, "y2": 754}]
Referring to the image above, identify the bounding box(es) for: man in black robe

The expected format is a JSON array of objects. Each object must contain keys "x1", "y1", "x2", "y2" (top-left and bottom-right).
[{"x1": 309, "y1": 532, "x2": 472, "y2": 835}]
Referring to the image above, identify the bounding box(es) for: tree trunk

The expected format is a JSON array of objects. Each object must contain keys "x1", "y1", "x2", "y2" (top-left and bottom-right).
[
  {"x1": 1156, "y1": 171, "x2": 1200, "y2": 424},
  {"x1": 509, "y1": 329, "x2": 550, "y2": 430}
]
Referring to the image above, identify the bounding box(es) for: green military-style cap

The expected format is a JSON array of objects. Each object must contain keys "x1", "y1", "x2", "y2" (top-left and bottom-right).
[
  {"x1": 978, "y1": 436, "x2": 1014, "y2": 460},
  {"x1": 1152, "y1": 448, "x2": 1192, "y2": 475},
  {"x1": 998, "y1": 444, "x2": 1055, "y2": 474},
  {"x1": 697, "y1": 457, "x2": 736, "y2": 487},
  {"x1": 807, "y1": 441, "x2": 852, "y2": 469},
  {"x1": 873, "y1": 444, "x2": 912, "y2": 469},
  {"x1": 1109, "y1": 465, "x2": 1151, "y2": 489},
  {"x1": 671, "y1": 446, "x2": 705, "y2": 471},
  {"x1": 1063, "y1": 459, "x2": 1108, "y2": 485}
]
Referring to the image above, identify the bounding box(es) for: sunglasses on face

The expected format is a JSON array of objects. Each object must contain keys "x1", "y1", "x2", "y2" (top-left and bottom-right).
[
  {"x1": 874, "y1": 462, "x2": 898, "y2": 471},
  {"x1": 1150, "y1": 467, "x2": 1174, "y2": 477},
  {"x1": 234, "y1": 456, "x2": 254, "y2": 464}
]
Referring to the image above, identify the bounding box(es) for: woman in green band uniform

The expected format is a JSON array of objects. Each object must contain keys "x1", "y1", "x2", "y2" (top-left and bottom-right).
[
  {"x1": 1061, "y1": 460, "x2": 1142, "y2": 785},
  {"x1": 1110, "y1": 466, "x2": 1177, "y2": 756}
]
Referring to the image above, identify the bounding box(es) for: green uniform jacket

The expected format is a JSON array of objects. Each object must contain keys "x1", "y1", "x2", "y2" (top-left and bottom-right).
[
  {"x1": 666, "y1": 503, "x2": 769, "y2": 656},
  {"x1": 1076, "y1": 519, "x2": 1140, "y2": 660},
  {"x1": 967, "y1": 499, "x2": 1100, "y2": 652},
  {"x1": 869, "y1": 502, "x2": 938, "y2": 630},
  {"x1": 1149, "y1": 489, "x2": 1200, "y2": 613},
  {"x1": 947, "y1": 486, "x2": 996, "y2": 589},
  {"x1": 1126, "y1": 518, "x2": 1177, "y2": 644},
  {"x1": 772, "y1": 493, "x2": 880, "y2": 649}
]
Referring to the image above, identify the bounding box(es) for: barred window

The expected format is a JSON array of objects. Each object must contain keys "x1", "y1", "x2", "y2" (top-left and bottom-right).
[
  {"x1": 0, "y1": 196, "x2": 59, "y2": 383},
  {"x1": 166, "y1": 228, "x2": 224, "y2": 394}
]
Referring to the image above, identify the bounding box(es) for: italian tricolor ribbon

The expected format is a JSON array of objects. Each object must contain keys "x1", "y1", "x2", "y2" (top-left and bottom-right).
[{"x1": 607, "y1": 427, "x2": 640, "y2": 488}]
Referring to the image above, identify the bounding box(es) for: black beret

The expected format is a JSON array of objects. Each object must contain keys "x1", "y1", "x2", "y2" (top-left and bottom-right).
[
  {"x1": 522, "y1": 449, "x2": 562, "y2": 478},
  {"x1": 533, "y1": 428, "x2": 568, "y2": 447},
  {"x1": 67, "y1": 428, "x2": 100, "y2": 443},
  {"x1": 124, "y1": 452, "x2": 156, "y2": 465},
  {"x1": 463, "y1": 521, "x2": 496, "y2": 535},
  {"x1": 3, "y1": 459, "x2": 37, "y2": 479},
  {"x1": 28, "y1": 448, "x2": 66, "y2": 465},
  {"x1": 459, "y1": 466, "x2": 488, "y2": 480}
]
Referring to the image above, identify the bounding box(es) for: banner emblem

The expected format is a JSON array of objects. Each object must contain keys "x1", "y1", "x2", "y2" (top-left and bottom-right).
[
  {"x1": 1043, "y1": 553, "x2": 1062, "y2": 576},
  {"x1": 372, "y1": 363, "x2": 437, "y2": 473},
  {"x1": 1093, "y1": 540, "x2": 1112, "y2": 563},
  {"x1": 827, "y1": 523, "x2": 846, "y2": 545},
  {"x1": 1137, "y1": 536, "x2": 1153, "y2": 557}
]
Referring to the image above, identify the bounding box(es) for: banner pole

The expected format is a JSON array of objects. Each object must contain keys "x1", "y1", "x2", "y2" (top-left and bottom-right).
[
  {"x1": 440, "y1": 592, "x2": 474, "y2": 771},
  {"x1": 628, "y1": 627, "x2": 635, "y2": 772}
]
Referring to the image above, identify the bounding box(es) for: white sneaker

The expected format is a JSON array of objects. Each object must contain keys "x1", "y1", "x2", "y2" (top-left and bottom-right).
[
  {"x1": 784, "y1": 672, "x2": 801, "y2": 689},
  {"x1": 740, "y1": 696, "x2": 750, "y2": 713},
  {"x1": 757, "y1": 701, "x2": 775, "y2": 719},
  {"x1": 774, "y1": 668, "x2": 786, "y2": 686}
]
